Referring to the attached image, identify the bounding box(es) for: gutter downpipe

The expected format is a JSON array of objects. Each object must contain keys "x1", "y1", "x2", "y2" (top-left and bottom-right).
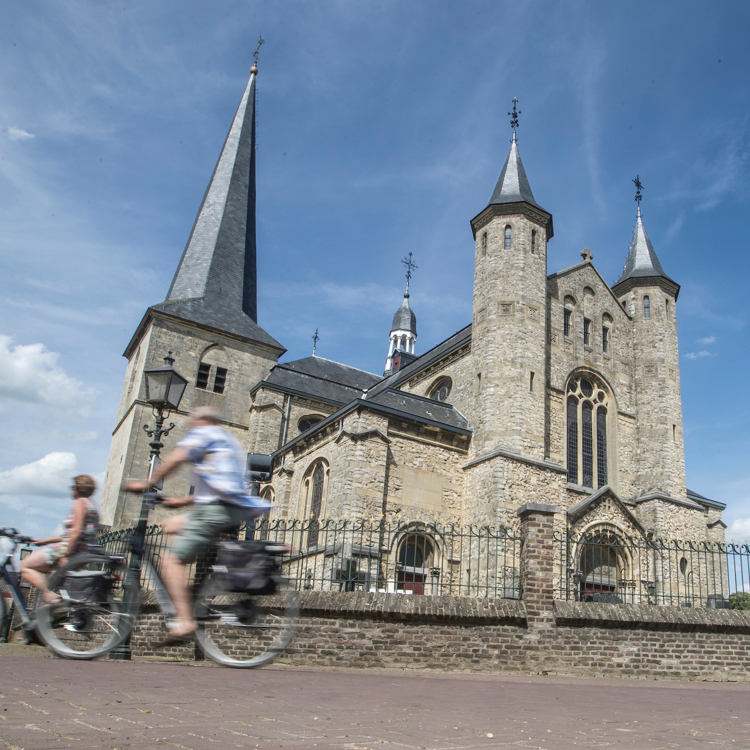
[{"x1": 280, "y1": 394, "x2": 291, "y2": 468}]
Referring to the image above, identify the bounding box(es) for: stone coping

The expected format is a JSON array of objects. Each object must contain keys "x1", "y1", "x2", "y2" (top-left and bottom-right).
[
  {"x1": 554, "y1": 600, "x2": 750, "y2": 632},
  {"x1": 137, "y1": 589, "x2": 527, "y2": 625}
]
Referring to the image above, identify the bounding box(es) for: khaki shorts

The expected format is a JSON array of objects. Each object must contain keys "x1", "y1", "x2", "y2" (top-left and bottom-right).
[{"x1": 171, "y1": 503, "x2": 248, "y2": 564}]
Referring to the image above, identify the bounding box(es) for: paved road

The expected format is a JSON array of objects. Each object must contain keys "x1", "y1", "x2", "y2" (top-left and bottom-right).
[{"x1": 1, "y1": 645, "x2": 750, "y2": 749}]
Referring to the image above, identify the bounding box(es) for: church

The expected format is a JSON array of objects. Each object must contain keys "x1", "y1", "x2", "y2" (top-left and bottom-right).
[{"x1": 99, "y1": 63, "x2": 726, "y2": 564}]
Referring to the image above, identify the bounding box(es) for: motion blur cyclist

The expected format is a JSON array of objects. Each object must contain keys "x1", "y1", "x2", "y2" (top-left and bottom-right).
[
  {"x1": 20, "y1": 475, "x2": 99, "y2": 604},
  {"x1": 125, "y1": 406, "x2": 270, "y2": 644}
]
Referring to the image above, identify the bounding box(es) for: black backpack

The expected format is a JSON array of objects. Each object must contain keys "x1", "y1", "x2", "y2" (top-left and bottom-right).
[
  {"x1": 60, "y1": 570, "x2": 112, "y2": 604},
  {"x1": 214, "y1": 541, "x2": 282, "y2": 595}
]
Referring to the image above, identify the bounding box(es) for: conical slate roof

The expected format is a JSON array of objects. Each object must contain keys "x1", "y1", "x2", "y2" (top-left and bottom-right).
[
  {"x1": 152, "y1": 66, "x2": 281, "y2": 349},
  {"x1": 487, "y1": 135, "x2": 545, "y2": 211},
  {"x1": 391, "y1": 290, "x2": 417, "y2": 335},
  {"x1": 614, "y1": 209, "x2": 677, "y2": 287}
]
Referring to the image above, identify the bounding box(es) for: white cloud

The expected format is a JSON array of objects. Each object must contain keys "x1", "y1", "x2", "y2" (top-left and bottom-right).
[
  {"x1": 49, "y1": 430, "x2": 99, "y2": 443},
  {"x1": 684, "y1": 350, "x2": 714, "y2": 360},
  {"x1": 0, "y1": 452, "x2": 77, "y2": 498},
  {"x1": 698, "y1": 335, "x2": 716, "y2": 345},
  {"x1": 728, "y1": 517, "x2": 750, "y2": 542},
  {"x1": 6, "y1": 126, "x2": 35, "y2": 141},
  {"x1": 0, "y1": 335, "x2": 96, "y2": 418}
]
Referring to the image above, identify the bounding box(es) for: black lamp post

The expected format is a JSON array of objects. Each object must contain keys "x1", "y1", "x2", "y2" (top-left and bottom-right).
[
  {"x1": 109, "y1": 351, "x2": 187, "y2": 661},
  {"x1": 142, "y1": 351, "x2": 188, "y2": 467}
]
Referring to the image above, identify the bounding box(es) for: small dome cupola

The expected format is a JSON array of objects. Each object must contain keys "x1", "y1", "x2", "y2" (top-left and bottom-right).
[
  {"x1": 391, "y1": 289, "x2": 417, "y2": 336},
  {"x1": 384, "y1": 254, "x2": 419, "y2": 374}
]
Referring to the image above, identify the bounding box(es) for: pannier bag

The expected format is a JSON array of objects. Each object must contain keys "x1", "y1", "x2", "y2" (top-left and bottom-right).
[
  {"x1": 60, "y1": 570, "x2": 112, "y2": 604},
  {"x1": 214, "y1": 541, "x2": 282, "y2": 595}
]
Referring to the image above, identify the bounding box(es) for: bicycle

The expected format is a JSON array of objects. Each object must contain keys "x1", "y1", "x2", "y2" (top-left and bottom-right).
[
  {"x1": 38, "y1": 492, "x2": 299, "y2": 667},
  {"x1": 0, "y1": 528, "x2": 43, "y2": 645}
]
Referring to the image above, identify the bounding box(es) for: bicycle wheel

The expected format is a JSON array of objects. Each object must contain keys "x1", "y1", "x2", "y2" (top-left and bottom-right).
[
  {"x1": 0, "y1": 591, "x2": 6, "y2": 642},
  {"x1": 36, "y1": 554, "x2": 139, "y2": 659},
  {"x1": 194, "y1": 575, "x2": 299, "y2": 668}
]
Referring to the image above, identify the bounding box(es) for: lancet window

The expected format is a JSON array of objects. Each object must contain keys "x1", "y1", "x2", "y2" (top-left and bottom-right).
[
  {"x1": 504, "y1": 225, "x2": 512, "y2": 250},
  {"x1": 566, "y1": 375, "x2": 610, "y2": 489},
  {"x1": 195, "y1": 346, "x2": 228, "y2": 394},
  {"x1": 302, "y1": 461, "x2": 328, "y2": 549}
]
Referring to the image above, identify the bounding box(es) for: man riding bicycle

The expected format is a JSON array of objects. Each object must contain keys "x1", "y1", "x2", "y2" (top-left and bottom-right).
[{"x1": 125, "y1": 406, "x2": 270, "y2": 644}]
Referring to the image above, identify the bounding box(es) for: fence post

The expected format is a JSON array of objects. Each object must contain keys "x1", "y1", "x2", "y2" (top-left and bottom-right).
[{"x1": 517, "y1": 503, "x2": 557, "y2": 626}]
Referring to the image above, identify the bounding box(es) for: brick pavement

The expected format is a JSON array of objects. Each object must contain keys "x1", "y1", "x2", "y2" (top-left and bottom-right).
[{"x1": 1, "y1": 645, "x2": 750, "y2": 749}]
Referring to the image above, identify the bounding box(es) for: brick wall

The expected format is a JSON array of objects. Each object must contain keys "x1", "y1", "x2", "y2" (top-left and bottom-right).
[{"x1": 127, "y1": 505, "x2": 750, "y2": 681}]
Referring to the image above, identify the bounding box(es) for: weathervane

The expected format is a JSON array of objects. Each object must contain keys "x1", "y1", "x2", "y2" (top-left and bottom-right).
[
  {"x1": 508, "y1": 97, "x2": 521, "y2": 139},
  {"x1": 401, "y1": 252, "x2": 418, "y2": 293},
  {"x1": 633, "y1": 175, "x2": 644, "y2": 214},
  {"x1": 312, "y1": 328, "x2": 319, "y2": 356},
  {"x1": 253, "y1": 34, "x2": 265, "y2": 67}
]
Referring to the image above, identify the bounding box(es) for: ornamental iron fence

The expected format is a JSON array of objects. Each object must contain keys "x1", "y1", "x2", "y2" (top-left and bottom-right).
[
  {"x1": 98, "y1": 518, "x2": 522, "y2": 599},
  {"x1": 555, "y1": 528, "x2": 749, "y2": 609}
]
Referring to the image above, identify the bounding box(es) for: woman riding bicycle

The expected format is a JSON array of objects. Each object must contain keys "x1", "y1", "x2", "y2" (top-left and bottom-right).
[{"x1": 20, "y1": 475, "x2": 99, "y2": 604}]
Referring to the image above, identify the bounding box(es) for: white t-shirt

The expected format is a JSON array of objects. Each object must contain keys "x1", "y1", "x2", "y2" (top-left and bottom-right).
[{"x1": 177, "y1": 425, "x2": 271, "y2": 511}]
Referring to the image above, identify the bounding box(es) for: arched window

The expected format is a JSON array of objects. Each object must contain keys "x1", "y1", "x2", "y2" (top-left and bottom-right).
[
  {"x1": 504, "y1": 225, "x2": 512, "y2": 250},
  {"x1": 643, "y1": 296, "x2": 651, "y2": 319},
  {"x1": 429, "y1": 377, "x2": 452, "y2": 403},
  {"x1": 196, "y1": 346, "x2": 228, "y2": 394},
  {"x1": 602, "y1": 314, "x2": 612, "y2": 354},
  {"x1": 582, "y1": 401, "x2": 593, "y2": 487},
  {"x1": 531, "y1": 229, "x2": 536, "y2": 254},
  {"x1": 481, "y1": 232, "x2": 487, "y2": 257},
  {"x1": 563, "y1": 296, "x2": 575, "y2": 338},
  {"x1": 596, "y1": 408, "x2": 607, "y2": 486},
  {"x1": 255, "y1": 486, "x2": 275, "y2": 540},
  {"x1": 304, "y1": 462, "x2": 326, "y2": 549},
  {"x1": 566, "y1": 376, "x2": 610, "y2": 489},
  {"x1": 566, "y1": 396, "x2": 578, "y2": 481},
  {"x1": 298, "y1": 415, "x2": 323, "y2": 434}
]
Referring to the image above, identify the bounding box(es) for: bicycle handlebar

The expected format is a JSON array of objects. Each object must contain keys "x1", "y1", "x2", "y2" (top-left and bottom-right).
[{"x1": 0, "y1": 528, "x2": 35, "y2": 545}]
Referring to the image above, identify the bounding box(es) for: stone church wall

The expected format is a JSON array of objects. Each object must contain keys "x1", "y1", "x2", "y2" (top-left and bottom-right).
[
  {"x1": 462, "y1": 452, "x2": 567, "y2": 528},
  {"x1": 634, "y1": 498, "x2": 709, "y2": 541},
  {"x1": 382, "y1": 432, "x2": 466, "y2": 521}
]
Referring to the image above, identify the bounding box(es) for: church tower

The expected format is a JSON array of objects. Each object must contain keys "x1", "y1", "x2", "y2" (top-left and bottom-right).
[
  {"x1": 612, "y1": 179, "x2": 685, "y2": 500},
  {"x1": 384, "y1": 254, "x2": 418, "y2": 374},
  {"x1": 468, "y1": 101, "x2": 553, "y2": 459},
  {"x1": 99, "y1": 60, "x2": 285, "y2": 528}
]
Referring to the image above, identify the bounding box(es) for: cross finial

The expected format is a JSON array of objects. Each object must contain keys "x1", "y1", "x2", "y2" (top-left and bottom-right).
[
  {"x1": 312, "y1": 328, "x2": 319, "y2": 356},
  {"x1": 633, "y1": 175, "x2": 644, "y2": 216},
  {"x1": 401, "y1": 252, "x2": 418, "y2": 293},
  {"x1": 508, "y1": 97, "x2": 521, "y2": 140},
  {"x1": 253, "y1": 34, "x2": 265, "y2": 67}
]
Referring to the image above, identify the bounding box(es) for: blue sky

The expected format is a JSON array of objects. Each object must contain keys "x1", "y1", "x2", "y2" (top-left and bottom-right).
[{"x1": 1, "y1": 1, "x2": 749, "y2": 537}]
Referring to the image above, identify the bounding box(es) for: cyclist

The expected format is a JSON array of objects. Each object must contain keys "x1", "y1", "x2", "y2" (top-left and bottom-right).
[
  {"x1": 20, "y1": 475, "x2": 100, "y2": 604},
  {"x1": 125, "y1": 406, "x2": 270, "y2": 644}
]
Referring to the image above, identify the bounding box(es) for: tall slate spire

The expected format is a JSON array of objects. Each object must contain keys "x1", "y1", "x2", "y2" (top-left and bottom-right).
[
  {"x1": 472, "y1": 100, "x2": 552, "y2": 240},
  {"x1": 613, "y1": 180, "x2": 678, "y2": 297},
  {"x1": 147, "y1": 64, "x2": 282, "y2": 350},
  {"x1": 487, "y1": 134, "x2": 544, "y2": 211},
  {"x1": 614, "y1": 206, "x2": 675, "y2": 286}
]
